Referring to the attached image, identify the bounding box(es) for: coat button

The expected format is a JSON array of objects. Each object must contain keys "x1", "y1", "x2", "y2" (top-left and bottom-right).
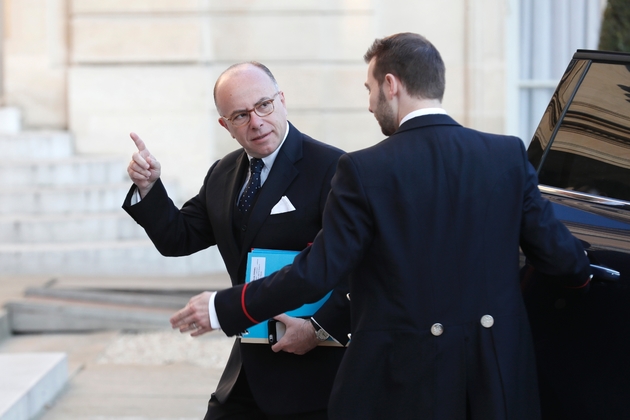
[
  {"x1": 347, "y1": 333, "x2": 352, "y2": 340},
  {"x1": 480, "y1": 315, "x2": 494, "y2": 328},
  {"x1": 431, "y1": 323, "x2": 444, "y2": 336},
  {"x1": 346, "y1": 293, "x2": 351, "y2": 301}
]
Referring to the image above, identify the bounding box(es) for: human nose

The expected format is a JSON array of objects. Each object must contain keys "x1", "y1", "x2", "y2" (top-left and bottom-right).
[{"x1": 248, "y1": 110, "x2": 264, "y2": 127}]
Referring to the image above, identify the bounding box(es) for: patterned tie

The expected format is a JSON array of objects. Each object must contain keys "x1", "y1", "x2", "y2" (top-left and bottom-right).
[{"x1": 238, "y1": 158, "x2": 264, "y2": 213}]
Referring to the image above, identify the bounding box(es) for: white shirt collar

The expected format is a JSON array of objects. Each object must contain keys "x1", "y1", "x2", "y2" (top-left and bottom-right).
[
  {"x1": 243, "y1": 123, "x2": 290, "y2": 187},
  {"x1": 399, "y1": 108, "x2": 447, "y2": 127},
  {"x1": 246, "y1": 123, "x2": 290, "y2": 169}
]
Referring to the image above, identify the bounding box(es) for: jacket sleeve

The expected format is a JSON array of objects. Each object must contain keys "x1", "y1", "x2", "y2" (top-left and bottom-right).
[
  {"x1": 518, "y1": 143, "x2": 591, "y2": 287},
  {"x1": 121, "y1": 163, "x2": 219, "y2": 256},
  {"x1": 309, "y1": 155, "x2": 351, "y2": 345}
]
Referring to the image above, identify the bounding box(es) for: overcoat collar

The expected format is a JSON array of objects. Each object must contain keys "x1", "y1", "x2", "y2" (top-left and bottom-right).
[{"x1": 395, "y1": 113, "x2": 461, "y2": 135}]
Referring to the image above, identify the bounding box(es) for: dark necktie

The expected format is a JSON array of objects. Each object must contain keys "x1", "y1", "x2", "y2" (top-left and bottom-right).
[{"x1": 238, "y1": 158, "x2": 264, "y2": 213}]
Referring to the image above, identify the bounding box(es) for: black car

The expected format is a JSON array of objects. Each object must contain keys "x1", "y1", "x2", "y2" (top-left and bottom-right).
[{"x1": 524, "y1": 49, "x2": 630, "y2": 419}]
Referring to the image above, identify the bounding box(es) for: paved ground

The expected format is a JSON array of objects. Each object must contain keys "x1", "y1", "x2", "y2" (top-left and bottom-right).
[{"x1": 0, "y1": 275, "x2": 235, "y2": 420}]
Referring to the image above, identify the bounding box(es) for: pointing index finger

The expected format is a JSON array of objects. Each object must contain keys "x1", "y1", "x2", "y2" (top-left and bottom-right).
[{"x1": 130, "y1": 132, "x2": 147, "y2": 152}]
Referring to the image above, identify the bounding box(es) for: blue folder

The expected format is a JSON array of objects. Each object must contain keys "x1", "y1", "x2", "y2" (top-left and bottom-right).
[{"x1": 241, "y1": 248, "x2": 332, "y2": 344}]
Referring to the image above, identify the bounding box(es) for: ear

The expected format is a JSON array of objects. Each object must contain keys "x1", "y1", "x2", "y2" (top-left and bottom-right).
[
  {"x1": 277, "y1": 91, "x2": 288, "y2": 116},
  {"x1": 218, "y1": 118, "x2": 236, "y2": 138},
  {"x1": 383, "y1": 73, "x2": 400, "y2": 99}
]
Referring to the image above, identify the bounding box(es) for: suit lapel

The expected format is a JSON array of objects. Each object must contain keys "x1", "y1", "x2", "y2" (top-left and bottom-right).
[{"x1": 239, "y1": 123, "x2": 302, "y2": 255}]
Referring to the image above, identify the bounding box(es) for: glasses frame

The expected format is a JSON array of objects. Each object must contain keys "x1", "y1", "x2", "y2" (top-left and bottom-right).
[{"x1": 222, "y1": 92, "x2": 280, "y2": 127}]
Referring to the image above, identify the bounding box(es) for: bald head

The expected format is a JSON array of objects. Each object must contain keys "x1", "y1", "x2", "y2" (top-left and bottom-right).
[{"x1": 213, "y1": 62, "x2": 279, "y2": 114}]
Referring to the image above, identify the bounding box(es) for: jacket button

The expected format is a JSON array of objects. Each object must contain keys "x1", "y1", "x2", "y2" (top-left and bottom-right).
[
  {"x1": 431, "y1": 323, "x2": 444, "y2": 336},
  {"x1": 480, "y1": 315, "x2": 494, "y2": 328},
  {"x1": 346, "y1": 293, "x2": 351, "y2": 301},
  {"x1": 241, "y1": 225, "x2": 247, "y2": 232}
]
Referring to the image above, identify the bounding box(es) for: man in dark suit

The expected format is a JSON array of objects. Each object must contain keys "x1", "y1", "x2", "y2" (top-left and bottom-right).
[
  {"x1": 124, "y1": 62, "x2": 350, "y2": 419},
  {"x1": 181, "y1": 33, "x2": 593, "y2": 419}
]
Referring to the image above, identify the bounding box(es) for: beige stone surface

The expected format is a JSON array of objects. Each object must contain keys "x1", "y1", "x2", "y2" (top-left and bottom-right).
[
  {"x1": 71, "y1": 0, "x2": 205, "y2": 13},
  {"x1": 3, "y1": 0, "x2": 68, "y2": 128},
  {"x1": 69, "y1": 2, "x2": 374, "y2": 63},
  {"x1": 39, "y1": 364, "x2": 220, "y2": 419},
  {"x1": 2, "y1": 0, "x2": 512, "y2": 198},
  {"x1": 0, "y1": 275, "x2": 235, "y2": 418},
  {"x1": 0, "y1": 329, "x2": 234, "y2": 419},
  {"x1": 459, "y1": 0, "x2": 509, "y2": 133},
  {"x1": 71, "y1": 16, "x2": 207, "y2": 63},
  {"x1": 0, "y1": 330, "x2": 118, "y2": 374},
  {"x1": 0, "y1": 275, "x2": 51, "y2": 307},
  {"x1": 71, "y1": 0, "x2": 373, "y2": 13},
  {"x1": 276, "y1": 64, "x2": 368, "y2": 110},
  {"x1": 68, "y1": 65, "x2": 216, "y2": 198},
  {"x1": 209, "y1": 14, "x2": 373, "y2": 62},
  {"x1": 288, "y1": 112, "x2": 382, "y2": 153},
  {"x1": 3, "y1": 56, "x2": 67, "y2": 128}
]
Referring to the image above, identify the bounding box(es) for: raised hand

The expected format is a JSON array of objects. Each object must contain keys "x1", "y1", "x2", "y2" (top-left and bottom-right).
[{"x1": 127, "y1": 132, "x2": 161, "y2": 197}]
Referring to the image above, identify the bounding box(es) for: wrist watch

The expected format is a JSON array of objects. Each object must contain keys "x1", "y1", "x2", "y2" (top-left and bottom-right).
[{"x1": 310, "y1": 317, "x2": 330, "y2": 341}]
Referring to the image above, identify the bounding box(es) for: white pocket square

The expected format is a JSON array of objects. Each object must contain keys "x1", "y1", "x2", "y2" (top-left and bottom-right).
[{"x1": 271, "y1": 196, "x2": 296, "y2": 215}]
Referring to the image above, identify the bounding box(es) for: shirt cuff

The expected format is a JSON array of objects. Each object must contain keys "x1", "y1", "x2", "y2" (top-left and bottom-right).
[
  {"x1": 130, "y1": 187, "x2": 141, "y2": 205},
  {"x1": 311, "y1": 317, "x2": 342, "y2": 346},
  {"x1": 209, "y1": 291, "x2": 221, "y2": 330}
]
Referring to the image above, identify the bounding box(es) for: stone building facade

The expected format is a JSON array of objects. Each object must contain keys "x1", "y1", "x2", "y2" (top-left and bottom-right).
[{"x1": 1, "y1": 0, "x2": 533, "y2": 198}]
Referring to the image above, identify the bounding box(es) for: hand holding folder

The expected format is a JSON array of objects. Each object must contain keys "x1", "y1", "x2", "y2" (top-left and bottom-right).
[{"x1": 241, "y1": 248, "x2": 333, "y2": 345}]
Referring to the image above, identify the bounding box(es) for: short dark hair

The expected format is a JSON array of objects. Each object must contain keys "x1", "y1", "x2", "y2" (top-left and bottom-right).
[
  {"x1": 213, "y1": 61, "x2": 279, "y2": 107},
  {"x1": 364, "y1": 33, "x2": 445, "y2": 101}
]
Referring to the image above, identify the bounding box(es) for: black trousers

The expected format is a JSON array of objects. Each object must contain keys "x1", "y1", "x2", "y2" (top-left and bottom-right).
[{"x1": 204, "y1": 369, "x2": 328, "y2": 420}]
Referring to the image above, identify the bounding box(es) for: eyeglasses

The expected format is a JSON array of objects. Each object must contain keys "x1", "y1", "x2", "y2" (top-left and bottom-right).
[{"x1": 222, "y1": 92, "x2": 280, "y2": 127}]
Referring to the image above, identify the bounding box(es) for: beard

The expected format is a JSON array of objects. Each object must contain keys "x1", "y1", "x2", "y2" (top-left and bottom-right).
[{"x1": 374, "y1": 88, "x2": 398, "y2": 136}]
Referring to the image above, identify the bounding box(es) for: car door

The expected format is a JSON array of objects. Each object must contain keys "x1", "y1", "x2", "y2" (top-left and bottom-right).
[{"x1": 524, "y1": 50, "x2": 630, "y2": 420}]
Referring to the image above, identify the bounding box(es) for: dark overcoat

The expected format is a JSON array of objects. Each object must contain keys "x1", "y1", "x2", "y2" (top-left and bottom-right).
[{"x1": 215, "y1": 114, "x2": 590, "y2": 419}]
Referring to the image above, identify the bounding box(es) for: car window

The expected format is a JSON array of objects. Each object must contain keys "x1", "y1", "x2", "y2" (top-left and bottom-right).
[{"x1": 528, "y1": 60, "x2": 630, "y2": 202}]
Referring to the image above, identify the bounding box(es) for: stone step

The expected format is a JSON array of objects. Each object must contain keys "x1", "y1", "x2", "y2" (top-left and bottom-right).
[
  {"x1": 23, "y1": 287, "x2": 195, "y2": 310},
  {"x1": 0, "y1": 183, "x2": 131, "y2": 214},
  {"x1": 0, "y1": 155, "x2": 127, "y2": 187},
  {"x1": 0, "y1": 310, "x2": 9, "y2": 344},
  {"x1": 30, "y1": 273, "x2": 231, "y2": 294},
  {"x1": 0, "y1": 352, "x2": 68, "y2": 420},
  {"x1": 0, "y1": 239, "x2": 225, "y2": 276},
  {"x1": 5, "y1": 297, "x2": 175, "y2": 333},
  {"x1": 0, "y1": 131, "x2": 74, "y2": 160},
  {"x1": 0, "y1": 212, "x2": 147, "y2": 243}
]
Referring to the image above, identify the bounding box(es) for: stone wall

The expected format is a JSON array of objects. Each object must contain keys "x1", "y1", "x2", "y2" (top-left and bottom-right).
[{"x1": 2, "y1": 0, "x2": 509, "y2": 199}]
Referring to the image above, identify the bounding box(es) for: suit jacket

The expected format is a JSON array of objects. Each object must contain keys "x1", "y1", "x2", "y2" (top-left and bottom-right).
[
  {"x1": 123, "y1": 122, "x2": 350, "y2": 415},
  {"x1": 215, "y1": 114, "x2": 591, "y2": 419}
]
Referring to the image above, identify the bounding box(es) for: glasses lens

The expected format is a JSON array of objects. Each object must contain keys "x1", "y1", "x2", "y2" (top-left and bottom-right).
[
  {"x1": 228, "y1": 94, "x2": 277, "y2": 127},
  {"x1": 230, "y1": 113, "x2": 249, "y2": 127},
  {"x1": 254, "y1": 99, "x2": 275, "y2": 118}
]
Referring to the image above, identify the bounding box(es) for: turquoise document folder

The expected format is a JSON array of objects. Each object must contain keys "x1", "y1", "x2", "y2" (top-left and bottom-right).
[{"x1": 241, "y1": 248, "x2": 332, "y2": 344}]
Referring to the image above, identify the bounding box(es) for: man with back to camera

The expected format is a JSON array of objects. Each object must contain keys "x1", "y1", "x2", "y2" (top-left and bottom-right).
[
  {"x1": 123, "y1": 61, "x2": 350, "y2": 419},
  {"x1": 172, "y1": 33, "x2": 592, "y2": 419}
]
